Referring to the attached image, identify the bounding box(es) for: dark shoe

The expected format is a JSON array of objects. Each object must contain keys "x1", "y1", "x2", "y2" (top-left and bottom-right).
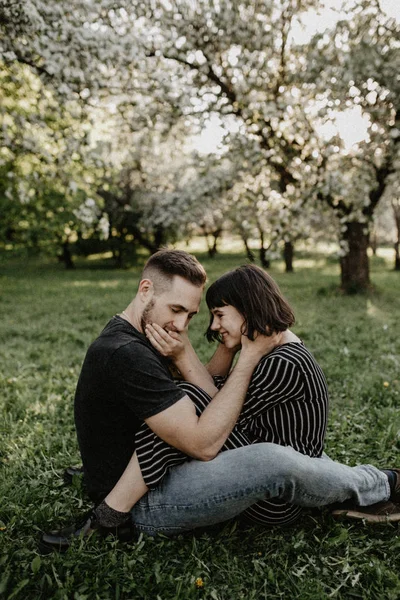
[
  {"x1": 332, "y1": 500, "x2": 400, "y2": 523},
  {"x1": 389, "y1": 468, "x2": 400, "y2": 503},
  {"x1": 39, "y1": 510, "x2": 136, "y2": 554},
  {"x1": 63, "y1": 465, "x2": 84, "y2": 485}
]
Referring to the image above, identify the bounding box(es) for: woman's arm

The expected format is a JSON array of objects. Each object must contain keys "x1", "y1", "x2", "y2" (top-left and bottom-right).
[{"x1": 205, "y1": 343, "x2": 239, "y2": 377}]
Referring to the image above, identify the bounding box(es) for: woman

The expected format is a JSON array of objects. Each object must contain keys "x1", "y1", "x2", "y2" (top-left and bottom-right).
[{"x1": 136, "y1": 264, "x2": 329, "y2": 526}]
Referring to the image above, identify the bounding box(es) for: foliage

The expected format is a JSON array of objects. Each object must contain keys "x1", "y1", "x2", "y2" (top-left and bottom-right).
[
  {"x1": 0, "y1": 61, "x2": 103, "y2": 263},
  {"x1": 83, "y1": 121, "x2": 233, "y2": 264},
  {"x1": 1, "y1": 0, "x2": 399, "y2": 284},
  {"x1": 306, "y1": 0, "x2": 400, "y2": 280},
  {"x1": 0, "y1": 250, "x2": 400, "y2": 599}
]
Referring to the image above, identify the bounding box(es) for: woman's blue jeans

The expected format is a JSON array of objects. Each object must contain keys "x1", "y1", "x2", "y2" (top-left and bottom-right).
[{"x1": 131, "y1": 443, "x2": 389, "y2": 536}]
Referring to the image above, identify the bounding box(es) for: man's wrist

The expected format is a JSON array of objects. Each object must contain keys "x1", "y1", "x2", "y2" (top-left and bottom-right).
[
  {"x1": 174, "y1": 345, "x2": 197, "y2": 370},
  {"x1": 235, "y1": 353, "x2": 260, "y2": 371}
]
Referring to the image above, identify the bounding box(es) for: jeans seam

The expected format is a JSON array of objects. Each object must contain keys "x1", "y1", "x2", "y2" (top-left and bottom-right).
[{"x1": 142, "y1": 485, "x2": 271, "y2": 512}]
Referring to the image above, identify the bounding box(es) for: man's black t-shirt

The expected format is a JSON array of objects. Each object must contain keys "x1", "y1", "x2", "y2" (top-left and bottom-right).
[{"x1": 74, "y1": 316, "x2": 186, "y2": 500}]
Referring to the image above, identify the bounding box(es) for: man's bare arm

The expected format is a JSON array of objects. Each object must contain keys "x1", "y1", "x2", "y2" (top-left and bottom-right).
[{"x1": 145, "y1": 332, "x2": 281, "y2": 461}]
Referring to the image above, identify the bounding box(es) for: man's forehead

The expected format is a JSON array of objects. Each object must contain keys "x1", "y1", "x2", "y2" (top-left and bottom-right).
[
  {"x1": 169, "y1": 275, "x2": 203, "y2": 293},
  {"x1": 167, "y1": 276, "x2": 202, "y2": 307}
]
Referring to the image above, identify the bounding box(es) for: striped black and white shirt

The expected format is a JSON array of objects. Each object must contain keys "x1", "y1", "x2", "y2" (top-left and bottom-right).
[{"x1": 135, "y1": 342, "x2": 329, "y2": 526}]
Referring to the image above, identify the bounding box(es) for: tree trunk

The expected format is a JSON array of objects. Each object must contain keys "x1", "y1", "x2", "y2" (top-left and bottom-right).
[
  {"x1": 60, "y1": 240, "x2": 75, "y2": 269},
  {"x1": 340, "y1": 222, "x2": 370, "y2": 293},
  {"x1": 208, "y1": 237, "x2": 218, "y2": 258},
  {"x1": 369, "y1": 230, "x2": 378, "y2": 256},
  {"x1": 112, "y1": 245, "x2": 123, "y2": 268},
  {"x1": 258, "y1": 230, "x2": 270, "y2": 268},
  {"x1": 259, "y1": 246, "x2": 270, "y2": 268},
  {"x1": 241, "y1": 236, "x2": 255, "y2": 262},
  {"x1": 394, "y1": 241, "x2": 400, "y2": 271},
  {"x1": 153, "y1": 226, "x2": 167, "y2": 253},
  {"x1": 205, "y1": 228, "x2": 221, "y2": 258},
  {"x1": 392, "y1": 200, "x2": 400, "y2": 271},
  {"x1": 256, "y1": 224, "x2": 271, "y2": 268},
  {"x1": 283, "y1": 241, "x2": 294, "y2": 273}
]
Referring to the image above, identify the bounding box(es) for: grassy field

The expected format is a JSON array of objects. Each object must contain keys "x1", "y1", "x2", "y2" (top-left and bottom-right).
[{"x1": 0, "y1": 249, "x2": 400, "y2": 600}]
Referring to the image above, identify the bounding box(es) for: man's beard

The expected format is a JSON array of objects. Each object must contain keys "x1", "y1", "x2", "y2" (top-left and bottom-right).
[{"x1": 140, "y1": 299, "x2": 155, "y2": 333}]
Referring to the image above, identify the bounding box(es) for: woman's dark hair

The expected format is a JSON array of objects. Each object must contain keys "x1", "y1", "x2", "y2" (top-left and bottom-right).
[{"x1": 205, "y1": 264, "x2": 295, "y2": 342}]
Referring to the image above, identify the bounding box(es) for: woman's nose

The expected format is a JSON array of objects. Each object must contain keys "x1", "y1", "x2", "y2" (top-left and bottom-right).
[{"x1": 210, "y1": 317, "x2": 219, "y2": 330}]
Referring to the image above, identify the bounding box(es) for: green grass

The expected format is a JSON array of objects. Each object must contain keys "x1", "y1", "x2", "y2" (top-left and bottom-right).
[{"x1": 0, "y1": 250, "x2": 400, "y2": 600}]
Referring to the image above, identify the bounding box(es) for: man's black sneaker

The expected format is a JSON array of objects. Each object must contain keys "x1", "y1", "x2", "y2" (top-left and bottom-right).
[
  {"x1": 39, "y1": 510, "x2": 136, "y2": 554},
  {"x1": 63, "y1": 465, "x2": 84, "y2": 486},
  {"x1": 388, "y1": 468, "x2": 400, "y2": 503}
]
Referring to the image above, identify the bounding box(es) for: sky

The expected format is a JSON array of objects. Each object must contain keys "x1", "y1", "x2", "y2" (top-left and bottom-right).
[{"x1": 290, "y1": 0, "x2": 399, "y2": 45}]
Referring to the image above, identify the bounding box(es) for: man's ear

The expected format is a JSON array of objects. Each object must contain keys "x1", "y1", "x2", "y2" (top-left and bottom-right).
[{"x1": 138, "y1": 278, "x2": 154, "y2": 301}]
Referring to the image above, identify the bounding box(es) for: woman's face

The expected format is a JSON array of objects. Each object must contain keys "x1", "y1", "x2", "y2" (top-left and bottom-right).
[{"x1": 209, "y1": 304, "x2": 245, "y2": 349}]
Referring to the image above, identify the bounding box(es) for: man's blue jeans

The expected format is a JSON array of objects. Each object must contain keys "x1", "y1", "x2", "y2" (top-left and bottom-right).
[{"x1": 131, "y1": 443, "x2": 390, "y2": 536}]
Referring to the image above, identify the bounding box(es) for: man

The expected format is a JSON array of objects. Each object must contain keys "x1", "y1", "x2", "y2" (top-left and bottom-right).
[{"x1": 41, "y1": 250, "x2": 400, "y2": 552}]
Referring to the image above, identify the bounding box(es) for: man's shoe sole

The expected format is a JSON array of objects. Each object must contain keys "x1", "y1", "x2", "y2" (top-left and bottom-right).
[{"x1": 332, "y1": 508, "x2": 400, "y2": 523}]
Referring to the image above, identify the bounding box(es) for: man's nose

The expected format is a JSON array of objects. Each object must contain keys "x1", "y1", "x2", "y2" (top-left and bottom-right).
[{"x1": 173, "y1": 314, "x2": 189, "y2": 332}]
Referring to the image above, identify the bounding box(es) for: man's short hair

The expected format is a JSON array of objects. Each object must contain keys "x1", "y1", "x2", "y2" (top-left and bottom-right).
[
  {"x1": 206, "y1": 264, "x2": 295, "y2": 341},
  {"x1": 142, "y1": 249, "x2": 207, "y2": 293}
]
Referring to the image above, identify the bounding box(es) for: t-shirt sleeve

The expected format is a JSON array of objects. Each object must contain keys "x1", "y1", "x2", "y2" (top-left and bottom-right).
[
  {"x1": 108, "y1": 341, "x2": 187, "y2": 419},
  {"x1": 240, "y1": 355, "x2": 304, "y2": 421}
]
